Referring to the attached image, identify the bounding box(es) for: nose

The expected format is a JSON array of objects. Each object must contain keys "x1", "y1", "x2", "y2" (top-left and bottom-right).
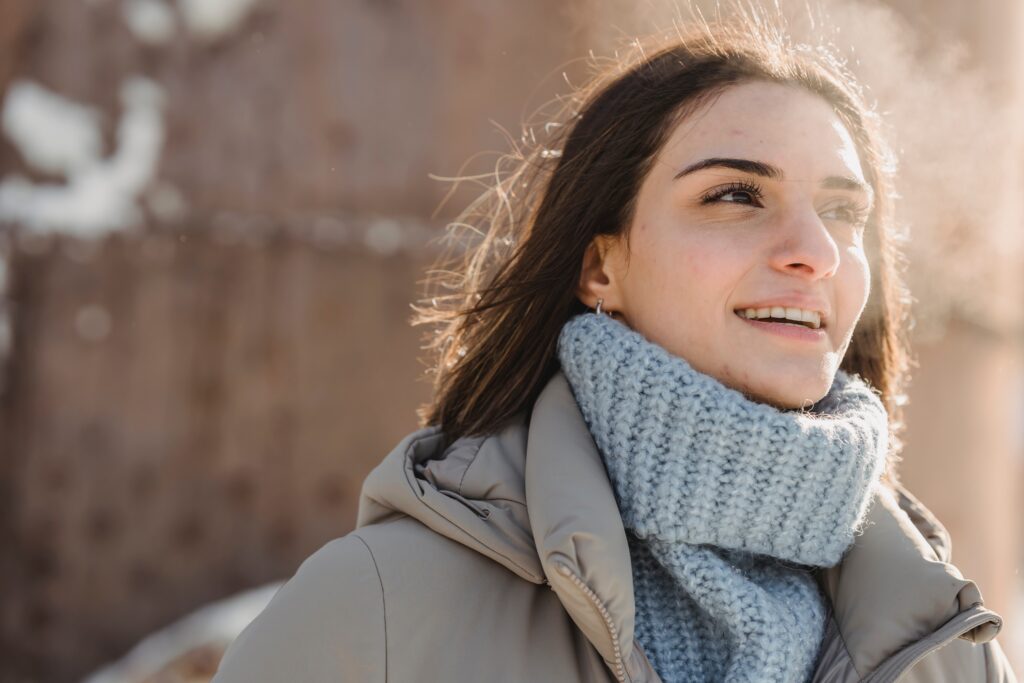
[{"x1": 768, "y1": 205, "x2": 841, "y2": 279}]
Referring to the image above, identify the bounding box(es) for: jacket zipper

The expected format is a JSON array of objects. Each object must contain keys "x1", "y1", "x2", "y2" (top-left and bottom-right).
[{"x1": 554, "y1": 560, "x2": 629, "y2": 682}]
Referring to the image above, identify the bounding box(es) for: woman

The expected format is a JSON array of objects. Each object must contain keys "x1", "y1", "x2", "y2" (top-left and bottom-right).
[{"x1": 212, "y1": 12, "x2": 1017, "y2": 683}]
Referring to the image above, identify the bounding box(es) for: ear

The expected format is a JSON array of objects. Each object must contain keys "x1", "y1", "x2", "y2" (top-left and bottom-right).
[{"x1": 576, "y1": 234, "x2": 626, "y2": 312}]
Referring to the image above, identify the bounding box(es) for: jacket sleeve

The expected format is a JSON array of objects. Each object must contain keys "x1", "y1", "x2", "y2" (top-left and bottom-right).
[
  {"x1": 899, "y1": 635, "x2": 1018, "y2": 683},
  {"x1": 212, "y1": 533, "x2": 387, "y2": 683}
]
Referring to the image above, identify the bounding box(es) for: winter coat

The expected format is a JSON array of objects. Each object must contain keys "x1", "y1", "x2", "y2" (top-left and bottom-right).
[{"x1": 212, "y1": 370, "x2": 1018, "y2": 683}]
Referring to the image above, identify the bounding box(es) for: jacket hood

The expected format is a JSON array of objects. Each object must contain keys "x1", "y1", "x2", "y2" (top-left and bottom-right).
[
  {"x1": 357, "y1": 414, "x2": 545, "y2": 584},
  {"x1": 356, "y1": 371, "x2": 1002, "y2": 679}
]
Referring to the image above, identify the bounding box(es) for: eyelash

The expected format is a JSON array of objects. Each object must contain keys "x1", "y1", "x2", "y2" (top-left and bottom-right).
[
  {"x1": 700, "y1": 181, "x2": 872, "y2": 227},
  {"x1": 700, "y1": 181, "x2": 764, "y2": 206},
  {"x1": 825, "y1": 201, "x2": 872, "y2": 226}
]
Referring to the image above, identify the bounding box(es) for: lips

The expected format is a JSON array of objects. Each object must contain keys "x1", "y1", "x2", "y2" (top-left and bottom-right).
[
  {"x1": 734, "y1": 310, "x2": 827, "y2": 342},
  {"x1": 732, "y1": 298, "x2": 830, "y2": 330},
  {"x1": 735, "y1": 307, "x2": 822, "y2": 329}
]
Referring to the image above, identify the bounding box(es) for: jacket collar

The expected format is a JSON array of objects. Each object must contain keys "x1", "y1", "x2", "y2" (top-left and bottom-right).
[
  {"x1": 523, "y1": 370, "x2": 643, "y2": 678},
  {"x1": 356, "y1": 370, "x2": 1001, "y2": 680},
  {"x1": 817, "y1": 482, "x2": 1002, "y2": 674}
]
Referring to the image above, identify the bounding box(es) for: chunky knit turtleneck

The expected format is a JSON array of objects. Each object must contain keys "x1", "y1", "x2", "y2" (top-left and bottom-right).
[{"x1": 556, "y1": 313, "x2": 889, "y2": 683}]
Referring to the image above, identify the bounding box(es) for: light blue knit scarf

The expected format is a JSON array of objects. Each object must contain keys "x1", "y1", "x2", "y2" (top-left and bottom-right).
[{"x1": 556, "y1": 312, "x2": 889, "y2": 683}]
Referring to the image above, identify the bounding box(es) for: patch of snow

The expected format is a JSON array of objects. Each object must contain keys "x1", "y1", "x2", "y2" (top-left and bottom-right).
[
  {"x1": 75, "y1": 304, "x2": 113, "y2": 342},
  {"x1": 178, "y1": 0, "x2": 262, "y2": 41},
  {"x1": 1, "y1": 80, "x2": 103, "y2": 176},
  {"x1": 145, "y1": 181, "x2": 188, "y2": 223},
  {"x1": 123, "y1": 0, "x2": 176, "y2": 46},
  {"x1": 0, "y1": 77, "x2": 166, "y2": 236},
  {"x1": 364, "y1": 218, "x2": 403, "y2": 255}
]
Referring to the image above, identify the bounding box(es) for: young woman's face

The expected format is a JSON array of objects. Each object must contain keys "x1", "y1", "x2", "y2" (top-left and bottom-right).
[{"x1": 579, "y1": 80, "x2": 874, "y2": 409}]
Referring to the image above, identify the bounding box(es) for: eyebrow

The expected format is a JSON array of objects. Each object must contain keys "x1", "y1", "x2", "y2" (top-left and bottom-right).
[{"x1": 673, "y1": 157, "x2": 874, "y2": 199}]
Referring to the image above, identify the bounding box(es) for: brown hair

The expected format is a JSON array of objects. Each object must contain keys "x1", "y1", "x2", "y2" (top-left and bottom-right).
[{"x1": 413, "y1": 9, "x2": 912, "y2": 482}]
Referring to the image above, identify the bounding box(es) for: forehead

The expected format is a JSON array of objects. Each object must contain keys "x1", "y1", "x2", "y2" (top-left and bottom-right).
[{"x1": 657, "y1": 80, "x2": 866, "y2": 182}]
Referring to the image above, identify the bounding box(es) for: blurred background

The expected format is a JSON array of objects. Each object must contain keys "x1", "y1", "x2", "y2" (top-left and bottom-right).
[{"x1": 0, "y1": 0, "x2": 1021, "y2": 681}]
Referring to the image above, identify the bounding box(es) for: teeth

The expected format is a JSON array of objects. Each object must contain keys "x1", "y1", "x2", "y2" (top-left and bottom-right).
[{"x1": 737, "y1": 306, "x2": 822, "y2": 329}]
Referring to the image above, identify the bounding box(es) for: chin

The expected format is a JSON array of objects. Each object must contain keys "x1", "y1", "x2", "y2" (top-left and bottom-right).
[{"x1": 737, "y1": 376, "x2": 832, "y2": 411}]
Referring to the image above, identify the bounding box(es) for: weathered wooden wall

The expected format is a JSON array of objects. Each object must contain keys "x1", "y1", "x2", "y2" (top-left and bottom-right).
[
  {"x1": 0, "y1": 227, "x2": 433, "y2": 681},
  {"x1": 0, "y1": 0, "x2": 591, "y2": 680},
  {"x1": 0, "y1": 0, "x2": 583, "y2": 220}
]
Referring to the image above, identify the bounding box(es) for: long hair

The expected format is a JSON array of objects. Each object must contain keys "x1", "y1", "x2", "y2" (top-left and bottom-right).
[{"x1": 413, "y1": 9, "x2": 912, "y2": 483}]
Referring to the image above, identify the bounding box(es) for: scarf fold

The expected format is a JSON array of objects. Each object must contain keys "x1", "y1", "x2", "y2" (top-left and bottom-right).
[{"x1": 556, "y1": 313, "x2": 889, "y2": 683}]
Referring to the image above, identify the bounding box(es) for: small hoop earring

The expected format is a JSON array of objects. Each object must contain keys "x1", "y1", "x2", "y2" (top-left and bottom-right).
[{"x1": 595, "y1": 298, "x2": 608, "y2": 316}]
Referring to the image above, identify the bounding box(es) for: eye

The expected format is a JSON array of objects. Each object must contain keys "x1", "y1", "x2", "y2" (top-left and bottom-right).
[
  {"x1": 820, "y1": 201, "x2": 871, "y2": 228},
  {"x1": 700, "y1": 180, "x2": 765, "y2": 207}
]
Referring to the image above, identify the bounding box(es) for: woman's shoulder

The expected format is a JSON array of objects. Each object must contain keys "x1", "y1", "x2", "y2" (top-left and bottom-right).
[
  {"x1": 213, "y1": 520, "x2": 492, "y2": 682},
  {"x1": 213, "y1": 517, "x2": 569, "y2": 683},
  {"x1": 212, "y1": 532, "x2": 387, "y2": 682},
  {"x1": 352, "y1": 515, "x2": 536, "y2": 585}
]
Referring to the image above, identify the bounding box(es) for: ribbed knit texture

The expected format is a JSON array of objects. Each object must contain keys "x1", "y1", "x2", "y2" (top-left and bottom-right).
[{"x1": 556, "y1": 313, "x2": 889, "y2": 683}]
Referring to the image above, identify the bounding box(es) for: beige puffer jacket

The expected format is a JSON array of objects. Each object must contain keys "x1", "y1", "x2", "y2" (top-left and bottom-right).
[{"x1": 213, "y1": 371, "x2": 1017, "y2": 682}]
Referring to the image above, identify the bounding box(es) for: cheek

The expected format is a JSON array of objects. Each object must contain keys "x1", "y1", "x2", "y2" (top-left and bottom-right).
[
  {"x1": 622, "y1": 214, "x2": 758, "y2": 338},
  {"x1": 624, "y1": 234, "x2": 747, "y2": 355},
  {"x1": 851, "y1": 248, "x2": 871, "y2": 303},
  {"x1": 677, "y1": 236, "x2": 752, "y2": 303},
  {"x1": 838, "y1": 248, "x2": 872, "y2": 327},
  {"x1": 630, "y1": 233, "x2": 731, "y2": 308}
]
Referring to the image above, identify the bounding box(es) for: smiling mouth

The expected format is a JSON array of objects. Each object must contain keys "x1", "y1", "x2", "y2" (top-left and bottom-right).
[{"x1": 734, "y1": 308, "x2": 823, "y2": 330}]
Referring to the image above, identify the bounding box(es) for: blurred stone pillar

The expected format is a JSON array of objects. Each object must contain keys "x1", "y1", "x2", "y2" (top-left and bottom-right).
[
  {"x1": 881, "y1": 0, "x2": 1024, "y2": 668},
  {"x1": 901, "y1": 322, "x2": 1023, "y2": 654}
]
